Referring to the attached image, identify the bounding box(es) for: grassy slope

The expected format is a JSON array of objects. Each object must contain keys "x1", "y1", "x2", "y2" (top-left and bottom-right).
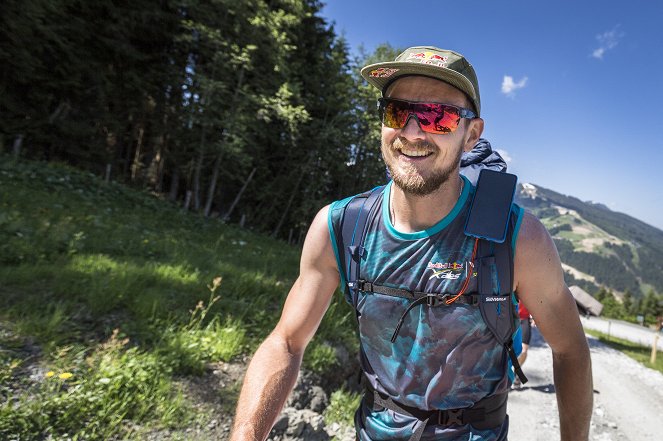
[{"x1": 0, "y1": 156, "x2": 356, "y2": 439}]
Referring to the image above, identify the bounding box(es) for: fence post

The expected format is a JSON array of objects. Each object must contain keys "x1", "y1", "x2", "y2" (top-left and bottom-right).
[{"x1": 651, "y1": 333, "x2": 659, "y2": 364}]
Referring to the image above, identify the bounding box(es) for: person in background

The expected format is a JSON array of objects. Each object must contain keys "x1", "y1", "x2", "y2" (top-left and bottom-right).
[{"x1": 514, "y1": 300, "x2": 533, "y2": 388}]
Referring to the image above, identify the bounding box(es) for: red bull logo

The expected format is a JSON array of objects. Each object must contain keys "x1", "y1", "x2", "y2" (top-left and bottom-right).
[
  {"x1": 407, "y1": 52, "x2": 448, "y2": 67},
  {"x1": 369, "y1": 67, "x2": 399, "y2": 78},
  {"x1": 427, "y1": 261, "x2": 464, "y2": 270}
]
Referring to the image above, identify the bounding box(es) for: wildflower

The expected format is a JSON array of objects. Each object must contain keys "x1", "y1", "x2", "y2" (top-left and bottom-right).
[
  {"x1": 45, "y1": 371, "x2": 55, "y2": 378},
  {"x1": 59, "y1": 372, "x2": 73, "y2": 380},
  {"x1": 208, "y1": 276, "x2": 223, "y2": 293}
]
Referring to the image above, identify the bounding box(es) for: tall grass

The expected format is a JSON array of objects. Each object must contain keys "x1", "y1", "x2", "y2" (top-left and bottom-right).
[{"x1": 0, "y1": 156, "x2": 354, "y2": 438}]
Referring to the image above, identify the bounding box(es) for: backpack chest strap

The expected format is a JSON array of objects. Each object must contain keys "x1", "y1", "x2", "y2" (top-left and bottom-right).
[{"x1": 350, "y1": 279, "x2": 480, "y2": 305}]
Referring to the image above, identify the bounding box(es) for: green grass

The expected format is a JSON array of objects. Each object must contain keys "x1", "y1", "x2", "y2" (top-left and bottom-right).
[
  {"x1": 585, "y1": 329, "x2": 663, "y2": 374},
  {"x1": 324, "y1": 389, "x2": 361, "y2": 427},
  {"x1": 0, "y1": 156, "x2": 355, "y2": 439}
]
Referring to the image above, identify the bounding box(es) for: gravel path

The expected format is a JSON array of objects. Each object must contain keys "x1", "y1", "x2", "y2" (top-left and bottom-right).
[{"x1": 508, "y1": 327, "x2": 663, "y2": 440}]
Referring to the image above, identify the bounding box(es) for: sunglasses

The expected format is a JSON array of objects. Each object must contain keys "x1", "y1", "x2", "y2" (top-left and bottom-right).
[{"x1": 377, "y1": 97, "x2": 477, "y2": 135}]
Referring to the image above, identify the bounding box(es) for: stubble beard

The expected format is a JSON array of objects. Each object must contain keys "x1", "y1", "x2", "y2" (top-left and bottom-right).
[{"x1": 384, "y1": 137, "x2": 463, "y2": 196}]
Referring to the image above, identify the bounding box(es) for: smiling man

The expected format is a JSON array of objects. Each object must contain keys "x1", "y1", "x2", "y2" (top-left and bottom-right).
[{"x1": 230, "y1": 46, "x2": 592, "y2": 441}]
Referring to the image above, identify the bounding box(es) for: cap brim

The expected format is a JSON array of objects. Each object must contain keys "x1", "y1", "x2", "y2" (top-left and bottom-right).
[{"x1": 360, "y1": 61, "x2": 480, "y2": 115}]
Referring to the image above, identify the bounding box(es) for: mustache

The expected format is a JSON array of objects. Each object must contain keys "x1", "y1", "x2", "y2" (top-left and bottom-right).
[{"x1": 391, "y1": 137, "x2": 435, "y2": 151}]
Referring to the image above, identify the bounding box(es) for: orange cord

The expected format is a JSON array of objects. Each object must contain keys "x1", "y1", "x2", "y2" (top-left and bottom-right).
[{"x1": 445, "y1": 237, "x2": 479, "y2": 305}]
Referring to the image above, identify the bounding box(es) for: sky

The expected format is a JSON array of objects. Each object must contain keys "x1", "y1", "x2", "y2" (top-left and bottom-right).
[{"x1": 320, "y1": 0, "x2": 663, "y2": 231}]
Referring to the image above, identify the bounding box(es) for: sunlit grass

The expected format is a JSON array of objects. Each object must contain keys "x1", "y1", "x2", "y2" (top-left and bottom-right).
[
  {"x1": 324, "y1": 389, "x2": 361, "y2": 427},
  {"x1": 585, "y1": 329, "x2": 663, "y2": 374},
  {"x1": 0, "y1": 156, "x2": 310, "y2": 438}
]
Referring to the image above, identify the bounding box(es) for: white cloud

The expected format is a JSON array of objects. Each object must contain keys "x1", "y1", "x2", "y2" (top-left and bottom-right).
[
  {"x1": 496, "y1": 149, "x2": 513, "y2": 166},
  {"x1": 501, "y1": 75, "x2": 528, "y2": 97},
  {"x1": 591, "y1": 25, "x2": 624, "y2": 59}
]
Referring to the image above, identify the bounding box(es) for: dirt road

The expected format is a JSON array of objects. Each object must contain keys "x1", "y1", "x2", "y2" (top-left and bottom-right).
[{"x1": 508, "y1": 327, "x2": 663, "y2": 440}]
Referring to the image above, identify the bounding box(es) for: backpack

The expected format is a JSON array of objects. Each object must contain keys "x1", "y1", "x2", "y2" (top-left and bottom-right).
[{"x1": 330, "y1": 171, "x2": 528, "y2": 385}]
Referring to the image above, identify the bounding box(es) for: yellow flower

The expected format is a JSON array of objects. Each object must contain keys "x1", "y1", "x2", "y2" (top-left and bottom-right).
[
  {"x1": 58, "y1": 372, "x2": 73, "y2": 380},
  {"x1": 45, "y1": 371, "x2": 55, "y2": 378}
]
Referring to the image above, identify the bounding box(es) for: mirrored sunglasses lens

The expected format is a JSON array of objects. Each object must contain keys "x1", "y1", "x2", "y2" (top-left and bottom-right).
[
  {"x1": 414, "y1": 104, "x2": 460, "y2": 134},
  {"x1": 383, "y1": 100, "x2": 409, "y2": 128}
]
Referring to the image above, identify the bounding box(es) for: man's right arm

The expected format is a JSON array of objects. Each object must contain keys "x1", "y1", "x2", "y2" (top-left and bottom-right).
[{"x1": 230, "y1": 205, "x2": 340, "y2": 441}]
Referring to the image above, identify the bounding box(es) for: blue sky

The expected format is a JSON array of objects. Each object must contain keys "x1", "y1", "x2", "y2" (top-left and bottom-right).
[{"x1": 320, "y1": 0, "x2": 663, "y2": 231}]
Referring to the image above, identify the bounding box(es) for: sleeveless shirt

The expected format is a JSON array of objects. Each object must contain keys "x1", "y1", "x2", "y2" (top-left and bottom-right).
[{"x1": 328, "y1": 176, "x2": 525, "y2": 441}]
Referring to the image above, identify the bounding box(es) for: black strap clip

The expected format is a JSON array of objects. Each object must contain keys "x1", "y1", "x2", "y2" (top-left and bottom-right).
[
  {"x1": 441, "y1": 408, "x2": 464, "y2": 426},
  {"x1": 352, "y1": 279, "x2": 372, "y2": 292},
  {"x1": 426, "y1": 293, "x2": 450, "y2": 307}
]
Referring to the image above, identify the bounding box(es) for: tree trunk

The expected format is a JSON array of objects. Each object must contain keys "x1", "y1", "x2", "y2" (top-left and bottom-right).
[
  {"x1": 223, "y1": 167, "x2": 256, "y2": 221},
  {"x1": 183, "y1": 190, "x2": 193, "y2": 210},
  {"x1": 169, "y1": 168, "x2": 180, "y2": 201},
  {"x1": 131, "y1": 126, "x2": 145, "y2": 181},
  {"x1": 272, "y1": 169, "x2": 305, "y2": 238},
  {"x1": 12, "y1": 135, "x2": 23, "y2": 158},
  {"x1": 105, "y1": 164, "x2": 112, "y2": 182},
  {"x1": 203, "y1": 152, "x2": 222, "y2": 217},
  {"x1": 203, "y1": 68, "x2": 245, "y2": 217},
  {"x1": 192, "y1": 129, "x2": 206, "y2": 211}
]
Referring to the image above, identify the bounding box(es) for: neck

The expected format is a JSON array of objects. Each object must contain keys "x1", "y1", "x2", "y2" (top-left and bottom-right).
[{"x1": 389, "y1": 175, "x2": 464, "y2": 233}]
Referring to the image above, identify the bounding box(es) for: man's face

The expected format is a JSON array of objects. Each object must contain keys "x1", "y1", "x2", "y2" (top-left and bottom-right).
[{"x1": 381, "y1": 76, "x2": 481, "y2": 196}]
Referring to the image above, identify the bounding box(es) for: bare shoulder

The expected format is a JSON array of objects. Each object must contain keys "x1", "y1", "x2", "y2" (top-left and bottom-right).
[
  {"x1": 514, "y1": 210, "x2": 555, "y2": 258},
  {"x1": 514, "y1": 209, "x2": 563, "y2": 288},
  {"x1": 300, "y1": 204, "x2": 337, "y2": 273}
]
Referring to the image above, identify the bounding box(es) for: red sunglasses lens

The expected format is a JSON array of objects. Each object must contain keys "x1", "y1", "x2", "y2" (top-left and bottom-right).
[{"x1": 382, "y1": 100, "x2": 461, "y2": 134}]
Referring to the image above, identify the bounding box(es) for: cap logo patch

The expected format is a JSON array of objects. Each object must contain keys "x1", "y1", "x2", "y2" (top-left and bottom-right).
[
  {"x1": 407, "y1": 51, "x2": 448, "y2": 68},
  {"x1": 370, "y1": 68, "x2": 399, "y2": 78}
]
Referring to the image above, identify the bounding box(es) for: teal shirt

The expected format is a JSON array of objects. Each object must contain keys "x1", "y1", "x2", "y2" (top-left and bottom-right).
[{"x1": 329, "y1": 176, "x2": 525, "y2": 441}]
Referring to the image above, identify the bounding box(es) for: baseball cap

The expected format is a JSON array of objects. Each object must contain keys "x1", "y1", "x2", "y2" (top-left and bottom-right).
[{"x1": 360, "y1": 46, "x2": 481, "y2": 116}]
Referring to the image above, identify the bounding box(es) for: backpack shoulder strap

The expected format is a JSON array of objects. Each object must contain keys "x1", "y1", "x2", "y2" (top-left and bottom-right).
[
  {"x1": 331, "y1": 185, "x2": 385, "y2": 304},
  {"x1": 470, "y1": 178, "x2": 528, "y2": 384}
]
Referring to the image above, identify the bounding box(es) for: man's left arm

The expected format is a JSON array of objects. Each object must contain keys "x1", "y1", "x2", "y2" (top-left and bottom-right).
[{"x1": 514, "y1": 212, "x2": 593, "y2": 441}]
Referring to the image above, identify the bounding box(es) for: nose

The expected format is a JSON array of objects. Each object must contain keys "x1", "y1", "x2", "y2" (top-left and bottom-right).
[{"x1": 400, "y1": 113, "x2": 427, "y2": 140}]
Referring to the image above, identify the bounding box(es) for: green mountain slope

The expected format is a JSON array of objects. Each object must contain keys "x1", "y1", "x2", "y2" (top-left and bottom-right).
[{"x1": 516, "y1": 182, "x2": 663, "y2": 298}]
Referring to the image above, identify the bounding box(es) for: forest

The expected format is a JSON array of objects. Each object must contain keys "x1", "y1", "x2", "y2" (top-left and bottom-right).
[{"x1": 1, "y1": 0, "x2": 394, "y2": 242}]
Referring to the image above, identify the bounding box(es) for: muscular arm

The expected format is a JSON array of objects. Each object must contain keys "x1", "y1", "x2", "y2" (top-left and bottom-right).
[
  {"x1": 514, "y1": 212, "x2": 593, "y2": 441},
  {"x1": 230, "y1": 206, "x2": 340, "y2": 441}
]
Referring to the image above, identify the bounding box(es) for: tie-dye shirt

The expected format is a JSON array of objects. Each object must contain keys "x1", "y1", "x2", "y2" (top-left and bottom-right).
[{"x1": 328, "y1": 176, "x2": 525, "y2": 441}]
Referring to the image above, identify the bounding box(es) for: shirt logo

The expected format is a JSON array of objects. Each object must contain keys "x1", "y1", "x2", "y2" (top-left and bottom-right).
[{"x1": 427, "y1": 261, "x2": 464, "y2": 280}]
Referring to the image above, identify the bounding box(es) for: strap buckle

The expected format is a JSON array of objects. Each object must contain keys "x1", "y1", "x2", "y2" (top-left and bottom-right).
[
  {"x1": 440, "y1": 408, "x2": 464, "y2": 426},
  {"x1": 352, "y1": 279, "x2": 372, "y2": 292},
  {"x1": 426, "y1": 294, "x2": 450, "y2": 307}
]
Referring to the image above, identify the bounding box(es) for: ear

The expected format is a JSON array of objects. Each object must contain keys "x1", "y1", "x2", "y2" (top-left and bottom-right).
[{"x1": 462, "y1": 118, "x2": 484, "y2": 152}]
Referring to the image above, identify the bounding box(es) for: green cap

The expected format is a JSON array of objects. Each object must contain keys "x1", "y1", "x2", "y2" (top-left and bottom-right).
[{"x1": 360, "y1": 46, "x2": 481, "y2": 116}]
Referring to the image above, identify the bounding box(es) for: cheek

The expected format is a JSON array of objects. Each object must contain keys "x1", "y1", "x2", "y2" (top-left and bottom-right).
[{"x1": 381, "y1": 126, "x2": 396, "y2": 143}]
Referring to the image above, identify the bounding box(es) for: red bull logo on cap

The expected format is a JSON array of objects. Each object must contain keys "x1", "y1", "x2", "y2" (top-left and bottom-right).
[
  {"x1": 407, "y1": 51, "x2": 448, "y2": 67},
  {"x1": 369, "y1": 67, "x2": 399, "y2": 78}
]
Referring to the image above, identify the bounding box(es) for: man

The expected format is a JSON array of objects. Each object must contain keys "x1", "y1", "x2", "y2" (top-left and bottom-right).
[{"x1": 230, "y1": 46, "x2": 592, "y2": 441}]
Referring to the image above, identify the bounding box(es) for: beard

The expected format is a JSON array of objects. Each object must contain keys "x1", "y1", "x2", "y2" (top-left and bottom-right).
[{"x1": 383, "y1": 137, "x2": 463, "y2": 196}]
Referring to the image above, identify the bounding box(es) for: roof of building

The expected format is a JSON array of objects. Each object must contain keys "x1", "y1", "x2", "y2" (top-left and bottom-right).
[{"x1": 569, "y1": 285, "x2": 604, "y2": 316}]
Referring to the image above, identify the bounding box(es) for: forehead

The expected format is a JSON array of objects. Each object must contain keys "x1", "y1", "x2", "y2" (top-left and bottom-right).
[{"x1": 385, "y1": 76, "x2": 468, "y2": 107}]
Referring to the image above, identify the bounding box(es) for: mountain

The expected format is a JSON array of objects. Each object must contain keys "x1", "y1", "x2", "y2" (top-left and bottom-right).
[{"x1": 515, "y1": 183, "x2": 663, "y2": 299}]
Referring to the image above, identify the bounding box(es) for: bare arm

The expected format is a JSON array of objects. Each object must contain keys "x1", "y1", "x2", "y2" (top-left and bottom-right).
[
  {"x1": 514, "y1": 212, "x2": 593, "y2": 441},
  {"x1": 230, "y1": 206, "x2": 340, "y2": 441}
]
